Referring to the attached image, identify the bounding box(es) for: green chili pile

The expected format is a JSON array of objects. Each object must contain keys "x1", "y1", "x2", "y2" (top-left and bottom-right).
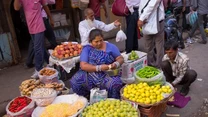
[{"x1": 136, "y1": 66, "x2": 160, "y2": 78}]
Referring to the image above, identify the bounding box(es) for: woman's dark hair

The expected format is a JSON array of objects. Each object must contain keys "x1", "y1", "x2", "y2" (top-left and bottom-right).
[
  {"x1": 164, "y1": 40, "x2": 178, "y2": 51},
  {"x1": 89, "y1": 29, "x2": 103, "y2": 42}
]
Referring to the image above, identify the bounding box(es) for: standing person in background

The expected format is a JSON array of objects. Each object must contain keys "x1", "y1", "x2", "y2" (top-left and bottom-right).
[
  {"x1": 138, "y1": 0, "x2": 165, "y2": 68},
  {"x1": 172, "y1": 0, "x2": 183, "y2": 23},
  {"x1": 187, "y1": 0, "x2": 208, "y2": 44},
  {"x1": 125, "y1": 0, "x2": 140, "y2": 53},
  {"x1": 182, "y1": 0, "x2": 191, "y2": 32},
  {"x1": 79, "y1": 8, "x2": 120, "y2": 45},
  {"x1": 42, "y1": 0, "x2": 57, "y2": 49},
  {"x1": 88, "y1": 0, "x2": 108, "y2": 21},
  {"x1": 25, "y1": 0, "x2": 57, "y2": 69},
  {"x1": 14, "y1": 0, "x2": 54, "y2": 78}
]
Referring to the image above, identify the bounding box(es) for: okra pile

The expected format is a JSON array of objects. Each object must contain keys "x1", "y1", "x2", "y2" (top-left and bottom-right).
[{"x1": 136, "y1": 66, "x2": 160, "y2": 78}]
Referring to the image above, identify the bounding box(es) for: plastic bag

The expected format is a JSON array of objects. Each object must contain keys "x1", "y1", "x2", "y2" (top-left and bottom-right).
[
  {"x1": 38, "y1": 67, "x2": 59, "y2": 84},
  {"x1": 134, "y1": 71, "x2": 166, "y2": 86},
  {"x1": 120, "y1": 77, "x2": 135, "y2": 84},
  {"x1": 90, "y1": 88, "x2": 108, "y2": 104},
  {"x1": 6, "y1": 96, "x2": 35, "y2": 117},
  {"x1": 31, "y1": 88, "x2": 57, "y2": 107},
  {"x1": 116, "y1": 26, "x2": 127, "y2": 42},
  {"x1": 186, "y1": 11, "x2": 198, "y2": 26}
]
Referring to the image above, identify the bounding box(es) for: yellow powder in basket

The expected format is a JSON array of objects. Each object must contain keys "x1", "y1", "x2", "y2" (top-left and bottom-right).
[{"x1": 40, "y1": 101, "x2": 84, "y2": 117}]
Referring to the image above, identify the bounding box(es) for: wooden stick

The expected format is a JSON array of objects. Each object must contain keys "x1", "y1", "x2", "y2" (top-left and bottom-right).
[{"x1": 166, "y1": 114, "x2": 180, "y2": 117}]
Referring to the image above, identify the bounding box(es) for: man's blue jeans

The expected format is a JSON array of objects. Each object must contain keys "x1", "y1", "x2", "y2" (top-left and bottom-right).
[
  {"x1": 26, "y1": 18, "x2": 57, "y2": 68},
  {"x1": 31, "y1": 32, "x2": 45, "y2": 71}
]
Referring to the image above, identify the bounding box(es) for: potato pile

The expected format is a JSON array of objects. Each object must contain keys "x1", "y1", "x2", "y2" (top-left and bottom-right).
[
  {"x1": 19, "y1": 79, "x2": 64, "y2": 96},
  {"x1": 40, "y1": 68, "x2": 56, "y2": 76}
]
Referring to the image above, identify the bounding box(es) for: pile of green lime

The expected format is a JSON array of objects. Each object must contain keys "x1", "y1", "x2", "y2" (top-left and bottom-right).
[
  {"x1": 128, "y1": 51, "x2": 139, "y2": 60},
  {"x1": 136, "y1": 66, "x2": 160, "y2": 78},
  {"x1": 81, "y1": 100, "x2": 138, "y2": 117}
]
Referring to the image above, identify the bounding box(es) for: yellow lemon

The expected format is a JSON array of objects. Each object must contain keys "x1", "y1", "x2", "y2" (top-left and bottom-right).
[
  {"x1": 151, "y1": 99, "x2": 156, "y2": 104},
  {"x1": 141, "y1": 93, "x2": 146, "y2": 97},
  {"x1": 140, "y1": 89, "x2": 145, "y2": 93},
  {"x1": 167, "y1": 89, "x2": 172, "y2": 93},
  {"x1": 166, "y1": 85, "x2": 171, "y2": 89},
  {"x1": 150, "y1": 96, "x2": 154, "y2": 100},
  {"x1": 161, "y1": 86, "x2": 166, "y2": 89},
  {"x1": 156, "y1": 91, "x2": 160, "y2": 95},
  {"x1": 162, "y1": 88, "x2": 168, "y2": 93}
]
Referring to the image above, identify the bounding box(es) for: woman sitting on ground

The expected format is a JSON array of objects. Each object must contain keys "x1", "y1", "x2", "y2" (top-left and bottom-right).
[{"x1": 70, "y1": 29, "x2": 124, "y2": 99}]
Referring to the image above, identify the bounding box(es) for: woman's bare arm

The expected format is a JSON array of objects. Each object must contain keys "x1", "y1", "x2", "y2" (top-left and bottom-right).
[
  {"x1": 80, "y1": 62, "x2": 109, "y2": 72},
  {"x1": 111, "y1": 55, "x2": 124, "y2": 69}
]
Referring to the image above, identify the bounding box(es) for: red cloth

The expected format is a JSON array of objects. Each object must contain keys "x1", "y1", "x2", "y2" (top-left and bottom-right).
[{"x1": 88, "y1": 0, "x2": 105, "y2": 18}]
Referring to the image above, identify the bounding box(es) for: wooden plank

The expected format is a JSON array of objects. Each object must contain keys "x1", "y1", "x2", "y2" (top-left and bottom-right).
[
  {"x1": 2, "y1": 0, "x2": 21, "y2": 64},
  {"x1": 0, "y1": 0, "x2": 9, "y2": 33}
]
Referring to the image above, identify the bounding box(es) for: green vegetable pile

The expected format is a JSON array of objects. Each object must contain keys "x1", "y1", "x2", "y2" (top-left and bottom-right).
[
  {"x1": 136, "y1": 66, "x2": 160, "y2": 78},
  {"x1": 128, "y1": 51, "x2": 139, "y2": 60}
]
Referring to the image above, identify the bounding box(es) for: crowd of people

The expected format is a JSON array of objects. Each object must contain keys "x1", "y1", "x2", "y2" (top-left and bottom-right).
[{"x1": 13, "y1": 0, "x2": 207, "y2": 99}]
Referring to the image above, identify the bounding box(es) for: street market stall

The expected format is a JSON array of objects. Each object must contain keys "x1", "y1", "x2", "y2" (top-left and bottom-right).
[{"x1": 4, "y1": 48, "x2": 176, "y2": 117}]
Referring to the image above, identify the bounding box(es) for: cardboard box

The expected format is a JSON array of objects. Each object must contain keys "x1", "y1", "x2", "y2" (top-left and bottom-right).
[{"x1": 121, "y1": 51, "x2": 147, "y2": 80}]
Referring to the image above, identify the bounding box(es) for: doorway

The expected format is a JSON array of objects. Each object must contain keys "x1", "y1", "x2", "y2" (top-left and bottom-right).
[{"x1": 10, "y1": 0, "x2": 31, "y2": 59}]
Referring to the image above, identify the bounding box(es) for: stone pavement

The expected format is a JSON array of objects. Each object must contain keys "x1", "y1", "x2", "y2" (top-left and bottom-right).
[{"x1": 0, "y1": 35, "x2": 208, "y2": 117}]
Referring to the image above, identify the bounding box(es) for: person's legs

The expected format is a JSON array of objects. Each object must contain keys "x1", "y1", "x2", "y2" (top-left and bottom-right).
[
  {"x1": 155, "y1": 22, "x2": 165, "y2": 68},
  {"x1": 197, "y1": 13, "x2": 207, "y2": 44},
  {"x1": 32, "y1": 32, "x2": 45, "y2": 71},
  {"x1": 143, "y1": 34, "x2": 155, "y2": 67},
  {"x1": 179, "y1": 69, "x2": 197, "y2": 95},
  {"x1": 125, "y1": 9, "x2": 138, "y2": 53},
  {"x1": 189, "y1": 16, "x2": 199, "y2": 38},
  {"x1": 26, "y1": 39, "x2": 35, "y2": 68},
  {"x1": 101, "y1": 76, "x2": 123, "y2": 99},
  {"x1": 70, "y1": 70, "x2": 92, "y2": 97},
  {"x1": 43, "y1": 18, "x2": 57, "y2": 49},
  {"x1": 133, "y1": 8, "x2": 139, "y2": 50},
  {"x1": 44, "y1": 49, "x2": 49, "y2": 64},
  {"x1": 182, "y1": 7, "x2": 190, "y2": 31},
  {"x1": 203, "y1": 14, "x2": 207, "y2": 28},
  {"x1": 161, "y1": 60, "x2": 176, "y2": 82}
]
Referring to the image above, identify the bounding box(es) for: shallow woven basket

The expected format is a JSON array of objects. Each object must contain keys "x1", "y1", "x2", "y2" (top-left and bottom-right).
[{"x1": 120, "y1": 84, "x2": 176, "y2": 108}]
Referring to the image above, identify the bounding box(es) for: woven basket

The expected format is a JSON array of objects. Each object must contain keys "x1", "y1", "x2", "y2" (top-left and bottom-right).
[
  {"x1": 120, "y1": 84, "x2": 176, "y2": 108},
  {"x1": 78, "y1": 98, "x2": 141, "y2": 117},
  {"x1": 138, "y1": 102, "x2": 167, "y2": 117}
]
